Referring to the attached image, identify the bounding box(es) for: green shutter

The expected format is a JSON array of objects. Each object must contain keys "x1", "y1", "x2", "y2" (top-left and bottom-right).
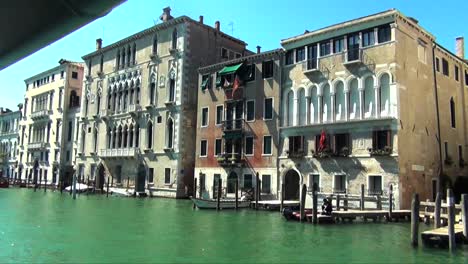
[
  {"x1": 201, "y1": 77, "x2": 209, "y2": 90},
  {"x1": 218, "y1": 63, "x2": 243, "y2": 75}
]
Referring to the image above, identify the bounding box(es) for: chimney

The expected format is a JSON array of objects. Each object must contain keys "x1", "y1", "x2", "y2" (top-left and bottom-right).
[
  {"x1": 96, "y1": 38, "x2": 102, "y2": 50},
  {"x1": 199, "y1": 15, "x2": 204, "y2": 24},
  {"x1": 456, "y1": 37, "x2": 465, "y2": 59},
  {"x1": 256, "y1": 46, "x2": 261, "y2": 54},
  {"x1": 160, "y1": 7, "x2": 173, "y2": 22},
  {"x1": 215, "y1": 21, "x2": 220, "y2": 31}
]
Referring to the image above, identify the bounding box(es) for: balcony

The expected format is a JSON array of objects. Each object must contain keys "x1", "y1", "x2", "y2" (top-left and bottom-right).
[
  {"x1": 222, "y1": 119, "x2": 244, "y2": 133},
  {"x1": 99, "y1": 148, "x2": 139, "y2": 158},
  {"x1": 128, "y1": 104, "x2": 142, "y2": 116},
  {"x1": 287, "y1": 149, "x2": 306, "y2": 159},
  {"x1": 28, "y1": 142, "x2": 47, "y2": 150},
  {"x1": 31, "y1": 109, "x2": 51, "y2": 121},
  {"x1": 342, "y1": 48, "x2": 363, "y2": 65},
  {"x1": 302, "y1": 59, "x2": 320, "y2": 73},
  {"x1": 217, "y1": 153, "x2": 244, "y2": 167},
  {"x1": 100, "y1": 109, "x2": 113, "y2": 120}
]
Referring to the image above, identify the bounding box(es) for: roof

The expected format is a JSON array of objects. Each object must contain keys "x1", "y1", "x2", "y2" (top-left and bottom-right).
[
  {"x1": 24, "y1": 59, "x2": 83, "y2": 83},
  {"x1": 82, "y1": 15, "x2": 247, "y2": 60}
]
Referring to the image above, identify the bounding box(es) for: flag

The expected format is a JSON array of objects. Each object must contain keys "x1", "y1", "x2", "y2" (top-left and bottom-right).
[
  {"x1": 223, "y1": 78, "x2": 230, "y2": 88},
  {"x1": 319, "y1": 130, "x2": 326, "y2": 151}
]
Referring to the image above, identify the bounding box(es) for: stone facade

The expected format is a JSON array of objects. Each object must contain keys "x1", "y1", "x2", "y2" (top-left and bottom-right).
[
  {"x1": 195, "y1": 49, "x2": 283, "y2": 200},
  {"x1": 0, "y1": 107, "x2": 21, "y2": 179},
  {"x1": 19, "y1": 60, "x2": 83, "y2": 186},
  {"x1": 78, "y1": 8, "x2": 249, "y2": 198}
]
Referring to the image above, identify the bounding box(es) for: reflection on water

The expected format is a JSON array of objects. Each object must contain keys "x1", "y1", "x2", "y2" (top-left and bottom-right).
[{"x1": 0, "y1": 189, "x2": 467, "y2": 263}]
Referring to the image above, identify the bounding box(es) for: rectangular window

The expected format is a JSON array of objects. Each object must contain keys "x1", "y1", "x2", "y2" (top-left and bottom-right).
[
  {"x1": 285, "y1": 50, "x2": 294, "y2": 65},
  {"x1": 418, "y1": 43, "x2": 426, "y2": 64},
  {"x1": 201, "y1": 107, "x2": 208, "y2": 127},
  {"x1": 216, "y1": 105, "x2": 223, "y2": 125},
  {"x1": 444, "y1": 142, "x2": 449, "y2": 161},
  {"x1": 442, "y1": 58, "x2": 449, "y2": 76},
  {"x1": 243, "y1": 174, "x2": 252, "y2": 189},
  {"x1": 60, "y1": 71, "x2": 64, "y2": 79},
  {"x1": 200, "y1": 140, "x2": 207, "y2": 157},
  {"x1": 377, "y1": 25, "x2": 391, "y2": 43},
  {"x1": 289, "y1": 136, "x2": 304, "y2": 156},
  {"x1": 246, "y1": 100, "x2": 255, "y2": 121},
  {"x1": 245, "y1": 64, "x2": 256, "y2": 82},
  {"x1": 67, "y1": 121, "x2": 72, "y2": 142},
  {"x1": 450, "y1": 98, "x2": 456, "y2": 128},
  {"x1": 215, "y1": 139, "x2": 222, "y2": 156},
  {"x1": 165, "y1": 168, "x2": 171, "y2": 184},
  {"x1": 262, "y1": 175, "x2": 271, "y2": 194},
  {"x1": 436, "y1": 58, "x2": 440, "y2": 72},
  {"x1": 465, "y1": 71, "x2": 468, "y2": 86},
  {"x1": 310, "y1": 174, "x2": 320, "y2": 190},
  {"x1": 148, "y1": 168, "x2": 154, "y2": 183},
  {"x1": 245, "y1": 136, "x2": 254, "y2": 155},
  {"x1": 372, "y1": 130, "x2": 391, "y2": 151},
  {"x1": 334, "y1": 174, "x2": 346, "y2": 193},
  {"x1": 221, "y1": 48, "x2": 228, "y2": 59},
  {"x1": 66, "y1": 151, "x2": 70, "y2": 162},
  {"x1": 333, "y1": 133, "x2": 350, "y2": 155},
  {"x1": 320, "y1": 41, "x2": 331, "y2": 56},
  {"x1": 368, "y1": 175, "x2": 382, "y2": 195},
  {"x1": 362, "y1": 29, "x2": 375, "y2": 47},
  {"x1": 334, "y1": 38, "x2": 344, "y2": 53},
  {"x1": 262, "y1": 60, "x2": 274, "y2": 79},
  {"x1": 263, "y1": 135, "x2": 272, "y2": 155},
  {"x1": 264, "y1": 98, "x2": 273, "y2": 120},
  {"x1": 455, "y1": 65, "x2": 459, "y2": 81},
  {"x1": 295, "y1": 47, "x2": 305, "y2": 62},
  {"x1": 71, "y1": 71, "x2": 78, "y2": 79}
]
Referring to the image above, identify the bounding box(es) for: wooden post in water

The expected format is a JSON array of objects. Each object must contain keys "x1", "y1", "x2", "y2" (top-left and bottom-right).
[
  {"x1": 280, "y1": 183, "x2": 285, "y2": 213},
  {"x1": 377, "y1": 195, "x2": 382, "y2": 210},
  {"x1": 216, "y1": 178, "x2": 222, "y2": 211},
  {"x1": 126, "y1": 176, "x2": 130, "y2": 192},
  {"x1": 86, "y1": 176, "x2": 89, "y2": 196},
  {"x1": 111, "y1": 177, "x2": 114, "y2": 188},
  {"x1": 411, "y1": 193, "x2": 420, "y2": 247},
  {"x1": 192, "y1": 178, "x2": 197, "y2": 209},
  {"x1": 462, "y1": 194, "x2": 468, "y2": 241},
  {"x1": 312, "y1": 182, "x2": 318, "y2": 225},
  {"x1": 344, "y1": 195, "x2": 348, "y2": 211},
  {"x1": 300, "y1": 184, "x2": 306, "y2": 222},
  {"x1": 434, "y1": 192, "x2": 441, "y2": 228},
  {"x1": 388, "y1": 185, "x2": 393, "y2": 220},
  {"x1": 336, "y1": 195, "x2": 341, "y2": 211},
  {"x1": 235, "y1": 179, "x2": 239, "y2": 210},
  {"x1": 360, "y1": 184, "x2": 365, "y2": 211},
  {"x1": 60, "y1": 179, "x2": 63, "y2": 194},
  {"x1": 447, "y1": 189, "x2": 456, "y2": 251},
  {"x1": 106, "y1": 177, "x2": 110, "y2": 198},
  {"x1": 69, "y1": 177, "x2": 72, "y2": 195},
  {"x1": 72, "y1": 174, "x2": 77, "y2": 200},
  {"x1": 44, "y1": 175, "x2": 47, "y2": 192},
  {"x1": 255, "y1": 172, "x2": 260, "y2": 210}
]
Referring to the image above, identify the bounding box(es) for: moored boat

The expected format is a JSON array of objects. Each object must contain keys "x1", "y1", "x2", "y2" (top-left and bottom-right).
[
  {"x1": 0, "y1": 177, "x2": 9, "y2": 188},
  {"x1": 190, "y1": 196, "x2": 251, "y2": 209}
]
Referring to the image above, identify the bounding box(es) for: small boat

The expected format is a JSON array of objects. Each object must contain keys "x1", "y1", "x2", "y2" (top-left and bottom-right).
[
  {"x1": 0, "y1": 177, "x2": 9, "y2": 188},
  {"x1": 64, "y1": 183, "x2": 92, "y2": 193},
  {"x1": 190, "y1": 196, "x2": 251, "y2": 209}
]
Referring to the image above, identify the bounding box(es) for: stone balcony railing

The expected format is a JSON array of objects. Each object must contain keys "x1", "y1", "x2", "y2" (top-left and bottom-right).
[
  {"x1": 28, "y1": 142, "x2": 47, "y2": 150},
  {"x1": 99, "y1": 148, "x2": 139, "y2": 158},
  {"x1": 31, "y1": 109, "x2": 51, "y2": 121}
]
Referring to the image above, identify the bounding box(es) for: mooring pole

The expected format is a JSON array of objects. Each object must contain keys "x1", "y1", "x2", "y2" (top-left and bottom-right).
[
  {"x1": 344, "y1": 194, "x2": 348, "y2": 211},
  {"x1": 434, "y1": 192, "x2": 441, "y2": 228},
  {"x1": 72, "y1": 174, "x2": 77, "y2": 200},
  {"x1": 106, "y1": 177, "x2": 110, "y2": 198},
  {"x1": 69, "y1": 177, "x2": 72, "y2": 195},
  {"x1": 312, "y1": 182, "x2": 318, "y2": 225},
  {"x1": 336, "y1": 195, "x2": 341, "y2": 211},
  {"x1": 377, "y1": 195, "x2": 382, "y2": 210},
  {"x1": 235, "y1": 179, "x2": 239, "y2": 210},
  {"x1": 255, "y1": 172, "x2": 260, "y2": 211},
  {"x1": 111, "y1": 177, "x2": 114, "y2": 188},
  {"x1": 300, "y1": 184, "x2": 306, "y2": 222},
  {"x1": 360, "y1": 184, "x2": 365, "y2": 211},
  {"x1": 462, "y1": 194, "x2": 468, "y2": 242},
  {"x1": 192, "y1": 178, "x2": 197, "y2": 209},
  {"x1": 388, "y1": 185, "x2": 393, "y2": 221},
  {"x1": 60, "y1": 179, "x2": 63, "y2": 194},
  {"x1": 447, "y1": 189, "x2": 456, "y2": 251},
  {"x1": 280, "y1": 183, "x2": 285, "y2": 213},
  {"x1": 216, "y1": 178, "x2": 222, "y2": 211},
  {"x1": 44, "y1": 175, "x2": 47, "y2": 192},
  {"x1": 126, "y1": 176, "x2": 130, "y2": 192},
  {"x1": 411, "y1": 193, "x2": 420, "y2": 247}
]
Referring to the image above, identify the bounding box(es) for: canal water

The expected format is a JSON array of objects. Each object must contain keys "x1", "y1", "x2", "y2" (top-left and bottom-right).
[{"x1": 1, "y1": 189, "x2": 467, "y2": 263}]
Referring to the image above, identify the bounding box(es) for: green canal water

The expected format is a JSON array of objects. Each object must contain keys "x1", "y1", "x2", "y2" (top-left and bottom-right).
[{"x1": 1, "y1": 189, "x2": 467, "y2": 263}]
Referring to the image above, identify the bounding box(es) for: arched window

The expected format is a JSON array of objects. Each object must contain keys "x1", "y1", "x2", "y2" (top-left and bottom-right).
[
  {"x1": 322, "y1": 84, "x2": 331, "y2": 123},
  {"x1": 135, "y1": 124, "x2": 140, "y2": 148},
  {"x1": 117, "y1": 126, "x2": 122, "y2": 148},
  {"x1": 335, "y1": 81, "x2": 345, "y2": 121},
  {"x1": 166, "y1": 118, "x2": 174, "y2": 149},
  {"x1": 122, "y1": 125, "x2": 128, "y2": 148},
  {"x1": 310, "y1": 86, "x2": 318, "y2": 124},
  {"x1": 121, "y1": 49, "x2": 126, "y2": 68},
  {"x1": 93, "y1": 126, "x2": 98, "y2": 152},
  {"x1": 129, "y1": 124, "x2": 134, "y2": 148},
  {"x1": 172, "y1": 28, "x2": 178, "y2": 50},
  {"x1": 168, "y1": 76, "x2": 175, "y2": 102},
  {"x1": 364, "y1": 76, "x2": 375, "y2": 118},
  {"x1": 107, "y1": 127, "x2": 111, "y2": 148},
  {"x1": 380, "y1": 73, "x2": 391, "y2": 116},
  {"x1": 116, "y1": 50, "x2": 120, "y2": 69},
  {"x1": 152, "y1": 35, "x2": 158, "y2": 54},
  {"x1": 450, "y1": 97, "x2": 456, "y2": 128},
  {"x1": 349, "y1": 79, "x2": 359, "y2": 120},
  {"x1": 298, "y1": 88, "x2": 306, "y2": 125},
  {"x1": 150, "y1": 81, "x2": 156, "y2": 105},
  {"x1": 287, "y1": 90, "x2": 294, "y2": 126},
  {"x1": 147, "y1": 122, "x2": 153, "y2": 149},
  {"x1": 81, "y1": 129, "x2": 86, "y2": 152},
  {"x1": 132, "y1": 43, "x2": 136, "y2": 65},
  {"x1": 96, "y1": 93, "x2": 101, "y2": 114}
]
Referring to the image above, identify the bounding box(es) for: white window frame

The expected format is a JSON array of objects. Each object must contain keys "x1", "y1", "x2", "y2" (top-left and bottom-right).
[
  {"x1": 214, "y1": 138, "x2": 222, "y2": 157},
  {"x1": 246, "y1": 99, "x2": 255, "y2": 122},
  {"x1": 215, "y1": 104, "x2": 224, "y2": 126},
  {"x1": 261, "y1": 174, "x2": 272, "y2": 194},
  {"x1": 244, "y1": 136, "x2": 254, "y2": 156},
  {"x1": 262, "y1": 135, "x2": 272, "y2": 156},
  {"x1": 333, "y1": 174, "x2": 347, "y2": 193},
  {"x1": 200, "y1": 139, "x2": 208, "y2": 157},
  {"x1": 367, "y1": 175, "x2": 384, "y2": 194},
  {"x1": 263, "y1": 97, "x2": 274, "y2": 120},
  {"x1": 201, "y1": 107, "x2": 209, "y2": 127}
]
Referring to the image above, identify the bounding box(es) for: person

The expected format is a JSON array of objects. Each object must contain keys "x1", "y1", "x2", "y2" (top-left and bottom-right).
[{"x1": 321, "y1": 198, "x2": 332, "y2": 215}]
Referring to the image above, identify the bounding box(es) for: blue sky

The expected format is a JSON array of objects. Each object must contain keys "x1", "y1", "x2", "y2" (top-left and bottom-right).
[{"x1": 1, "y1": 0, "x2": 467, "y2": 109}]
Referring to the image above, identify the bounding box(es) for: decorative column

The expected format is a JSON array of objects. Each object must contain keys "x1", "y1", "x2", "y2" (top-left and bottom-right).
[
  {"x1": 293, "y1": 93, "x2": 299, "y2": 126},
  {"x1": 374, "y1": 28, "x2": 378, "y2": 45},
  {"x1": 305, "y1": 96, "x2": 311, "y2": 125},
  {"x1": 331, "y1": 93, "x2": 335, "y2": 123},
  {"x1": 317, "y1": 96, "x2": 322, "y2": 124},
  {"x1": 110, "y1": 131, "x2": 114, "y2": 149},
  {"x1": 344, "y1": 90, "x2": 350, "y2": 121},
  {"x1": 375, "y1": 85, "x2": 380, "y2": 119},
  {"x1": 120, "y1": 129, "x2": 125, "y2": 149},
  {"x1": 390, "y1": 23, "x2": 397, "y2": 42},
  {"x1": 358, "y1": 86, "x2": 364, "y2": 120},
  {"x1": 133, "y1": 127, "x2": 137, "y2": 147},
  {"x1": 127, "y1": 128, "x2": 131, "y2": 148}
]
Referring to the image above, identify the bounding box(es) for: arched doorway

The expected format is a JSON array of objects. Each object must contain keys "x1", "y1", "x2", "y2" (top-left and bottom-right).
[
  {"x1": 284, "y1": 170, "x2": 300, "y2": 200},
  {"x1": 135, "y1": 164, "x2": 146, "y2": 193},
  {"x1": 97, "y1": 164, "x2": 105, "y2": 191},
  {"x1": 227, "y1": 171, "x2": 237, "y2": 194}
]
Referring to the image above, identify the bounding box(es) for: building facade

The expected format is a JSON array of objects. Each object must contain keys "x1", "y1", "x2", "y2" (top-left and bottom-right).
[
  {"x1": 194, "y1": 49, "x2": 283, "y2": 199},
  {"x1": 279, "y1": 9, "x2": 468, "y2": 209},
  {"x1": 78, "y1": 7, "x2": 249, "y2": 198},
  {"x1": 0, "y1": 106, "x2": 22, "y2": 179},
  {"x1": 19, "y1": 59, "x2": 84, "y2": 186}
]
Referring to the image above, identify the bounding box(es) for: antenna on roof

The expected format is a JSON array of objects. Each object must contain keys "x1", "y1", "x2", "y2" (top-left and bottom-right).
[{"x1": 228, "y1": 22, "x2": 234, "y2": 36}]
